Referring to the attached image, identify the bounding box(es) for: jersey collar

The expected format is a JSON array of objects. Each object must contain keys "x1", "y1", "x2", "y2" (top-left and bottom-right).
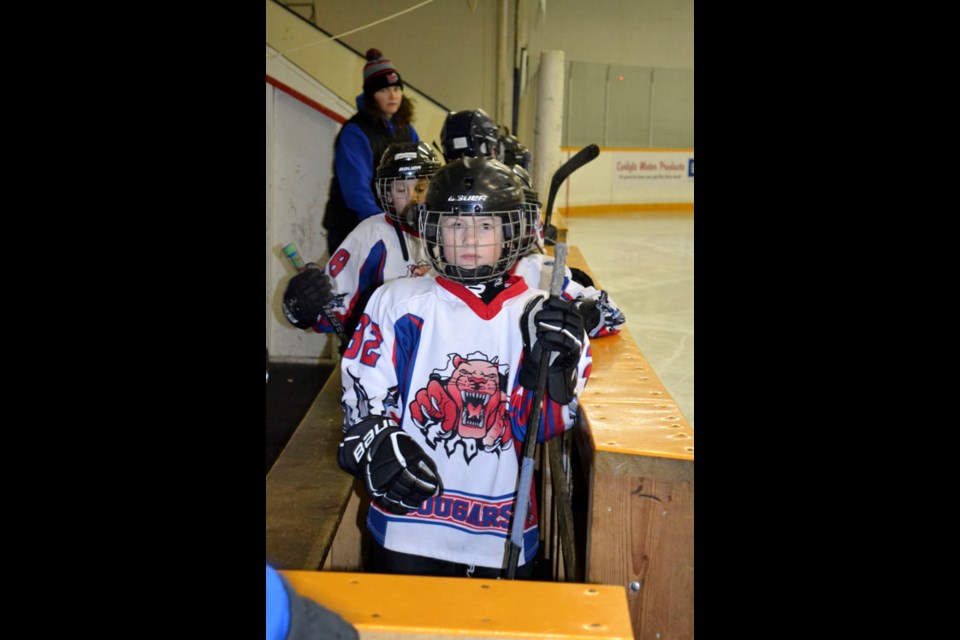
[{"x1": 437, "y1": 275, "x2": 529, "y2": 320}]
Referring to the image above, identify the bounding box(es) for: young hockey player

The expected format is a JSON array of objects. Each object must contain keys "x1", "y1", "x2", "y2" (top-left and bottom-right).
[
  {"x1": 282, "y1": 141, "x2": 441, "y2": 345},
  {"x1": 336, "y1": 156, "x2": 591, "y2": 578}
]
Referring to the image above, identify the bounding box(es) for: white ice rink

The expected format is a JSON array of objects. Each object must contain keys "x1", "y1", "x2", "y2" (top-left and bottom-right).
[{"x1": 566, "y1": 210, "x2": 694, "y2": 427}]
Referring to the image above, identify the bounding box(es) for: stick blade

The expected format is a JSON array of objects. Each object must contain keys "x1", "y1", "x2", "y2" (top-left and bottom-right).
[
  {"x1": 551, "y1": 144, "x2": 600, "y2": 189},
  {"x1": 543, "y1": 144, "x2": 601, "y2": 240}
]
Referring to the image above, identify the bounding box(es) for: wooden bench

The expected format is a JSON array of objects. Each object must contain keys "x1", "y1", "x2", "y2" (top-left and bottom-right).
[
  {"x1": 565, "y1": 245, "x2": 694, "y2": 639},
  {"x1": 266, "y1": 371, "x2": 356, "y2": 570},
  {"x1": 281, "y1": 569, "x2": 634, "y2": 639}
]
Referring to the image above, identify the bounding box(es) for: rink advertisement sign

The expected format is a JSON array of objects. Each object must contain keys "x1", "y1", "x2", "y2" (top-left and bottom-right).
[
  {"x1": 607, "y1": 150, "x2": 694, "y2": 202},
  {"x1": 613, "y1": 151, "x2": 692, "y2": 186},
  {"x1": 560, "y1": 148, "x2": 694, "y2": 206}
]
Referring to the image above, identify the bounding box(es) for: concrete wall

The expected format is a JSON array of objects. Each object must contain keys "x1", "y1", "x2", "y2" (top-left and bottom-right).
[
  {"x1": 279, "y1": 0, "x2": 693, "y2": 143},
  {"x1": 266, "y1": 1, "x2": 450, "y2": 150},
  {"x1": 266, "y1": 46, "x2": 354, "y2": 361},
  {"x1": 286, "y1": 0, "x2": 502, "y2": 129},
  {"x1": 521, "y1": 0, "x2": 693, "y2": 71}
]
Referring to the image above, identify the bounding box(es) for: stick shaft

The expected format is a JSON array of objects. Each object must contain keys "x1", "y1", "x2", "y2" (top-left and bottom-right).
[{"x1": 504, "y1": 243, "x2": 569, "y2": 578}]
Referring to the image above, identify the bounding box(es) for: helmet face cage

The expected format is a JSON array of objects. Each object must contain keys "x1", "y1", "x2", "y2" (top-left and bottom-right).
[
  {"x1": 509, "y1": 164, "x2": 543, "y2": 255},
  {"x1": 520, "y1": 191, "x2": 544, "y2": 255},
  {"x1": 419, "y1": 207, "x2": 526, "y2": 283},
  {"x1": 376, "y1": 173, "x2": 434, "y2": 225},
  {"x1": 376, "y1": 143, "x2": 440, "y2": 225},
  {"x1": 418, "y1": 156, "x2": 529, "y2": 283}
]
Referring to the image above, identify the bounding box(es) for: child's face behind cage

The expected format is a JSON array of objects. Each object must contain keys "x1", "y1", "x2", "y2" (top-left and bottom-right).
[
  {"x1": 440, "y1": 215, "x2": 503, "y2": 269},
  {"x1": 390, "y1": 177, "x2": 429, "y2": 216}
]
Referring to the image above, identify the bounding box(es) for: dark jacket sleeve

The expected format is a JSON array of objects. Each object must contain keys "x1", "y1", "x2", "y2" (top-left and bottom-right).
[{"x1": 335, "y1": 123, "x2": 381, "y2": 220}]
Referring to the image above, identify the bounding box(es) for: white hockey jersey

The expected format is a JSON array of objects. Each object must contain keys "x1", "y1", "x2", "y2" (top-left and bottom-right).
[
  {"x1": 512, "y1": 253, "x2": 626, "y2": 337},
  {"x1": 340, "y1": 274, "x2": 592, "y2": 569},
  {"x1": 314, "y1": 215, "x2": 433, "y2": 335}
]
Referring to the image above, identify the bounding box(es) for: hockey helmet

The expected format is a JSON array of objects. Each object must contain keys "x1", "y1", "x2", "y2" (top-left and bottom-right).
[
  {"x1": 439, "y1": 109, "x2": 501, "y2": 163},
  {"x1": 418, "y1": 156, "x2": 528, "y2": 283},
  {"x1": 376, "y1": 141, "x2": 441, "y2": 226},
  {"x1": 499, "y1": 133, "x2": 532, "y2": 170}
]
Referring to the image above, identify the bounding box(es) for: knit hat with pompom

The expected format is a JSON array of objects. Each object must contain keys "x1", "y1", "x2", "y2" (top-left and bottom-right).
[{"x1": 362, "y1": 48, "x2": 403, "y2": 98}]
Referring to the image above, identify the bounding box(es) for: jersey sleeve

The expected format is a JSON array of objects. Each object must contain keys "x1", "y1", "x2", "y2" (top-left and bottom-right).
[
  {"x1": 339, "y1": 285, "x2": 402, "y2": 431},
  {"x1": 316, "y1": 222, "x2": 390, "y2": 337},
  {"x1": 508, "y1": 332, "x2": 592, "y2": 444}
]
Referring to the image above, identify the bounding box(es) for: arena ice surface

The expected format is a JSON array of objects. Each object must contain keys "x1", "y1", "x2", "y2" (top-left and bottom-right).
[{"x1": 566, "y1": 210, "x2": 694, "y2": 426}]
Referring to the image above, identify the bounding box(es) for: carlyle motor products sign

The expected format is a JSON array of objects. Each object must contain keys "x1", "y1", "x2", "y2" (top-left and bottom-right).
[
  {"x1": 606, "y1": 150, "x2": 694, "y2": 200},
  {"x1": 561, "y1": 148, "x2": 693, "y2": 204},
  {"x1": 616, "y1": 158, "x2": 686, "y2": 181}
]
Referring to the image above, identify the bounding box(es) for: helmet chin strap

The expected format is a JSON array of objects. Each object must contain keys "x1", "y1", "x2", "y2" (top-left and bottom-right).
[
  {"x1": 391, "y1": 215, "x2": 410, "y2": 262},
  {"x1": 444, "y1": 264, "x2": 494, "y2": 282}
]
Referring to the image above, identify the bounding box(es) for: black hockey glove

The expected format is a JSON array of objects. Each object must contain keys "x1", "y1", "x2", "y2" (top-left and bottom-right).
[
  {"x1": 282, "y1": 263, "x2": 333, "y2": 329},
  {"x1": 337, "y1": 416, "x2": 443, "y2": 515},
  {"x1": 519, "y1": 295, "x2": 585, "y2": 405}
]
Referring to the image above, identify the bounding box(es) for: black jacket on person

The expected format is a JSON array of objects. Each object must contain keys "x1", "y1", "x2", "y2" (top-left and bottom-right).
[{"x1": 322, "y1": 102, "x2": 417, "y2": 255}]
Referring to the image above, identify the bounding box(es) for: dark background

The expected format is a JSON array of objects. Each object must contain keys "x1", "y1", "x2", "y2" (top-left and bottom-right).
[{"x1": 266, "y1": 361, "x2": 335, "y2": 473}]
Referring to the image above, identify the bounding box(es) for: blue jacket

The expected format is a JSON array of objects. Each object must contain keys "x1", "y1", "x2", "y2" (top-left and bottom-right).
[{"x1": 322, "y1": 94, "x2": 419, "y2": 250}]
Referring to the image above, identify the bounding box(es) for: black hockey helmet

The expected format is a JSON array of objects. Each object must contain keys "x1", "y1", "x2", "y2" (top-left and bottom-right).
[
  {"x1": 376, "y1": 142, "x2": 441, "y2": 226},
  {"x1": 439, "y1": 109, "x2": 501, "y2": 163},
  {"x1": 499, "y1": 133, "x2": 532, "y2": 169},
  {"x1": 418, "y1": 156, "x2": 527, "y2": 283}
]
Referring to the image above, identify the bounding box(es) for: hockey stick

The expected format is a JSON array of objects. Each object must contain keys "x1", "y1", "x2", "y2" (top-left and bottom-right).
[
  {"x1": 542, "y1": 144, "x2": 600, "y2": 245},
  {"x1": 281, "y1": 242, "x2": 349, "y2": 344},
  {"x1": 503, "y1": 242, "x2": 569, "y2": 579}
]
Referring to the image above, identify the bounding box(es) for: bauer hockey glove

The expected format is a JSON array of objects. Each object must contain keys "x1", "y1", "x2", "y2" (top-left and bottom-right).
[
  {"x1": 519, "y1": 295, "x2": 585, "y2": 405},
  {"x1": 337, "y1": 416, "x2": 443, "y2": 515},
  {"x1": 282, "y1": 263, "x2": 334, "y2": 329}
]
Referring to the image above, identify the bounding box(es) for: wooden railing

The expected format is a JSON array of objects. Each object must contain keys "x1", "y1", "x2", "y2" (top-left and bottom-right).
[
  {"x1": 281, "y1": 569, "x2": 634, "y2": 639},
  {"x1": 565, "y1": 246, "x2": 694, "y2": 638}
]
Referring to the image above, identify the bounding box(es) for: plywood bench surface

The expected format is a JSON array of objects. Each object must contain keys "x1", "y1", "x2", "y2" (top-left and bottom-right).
[
  {"x1": 266, "y1": 370, "x2": 354, "y2": 570},
  {"x1": 282, "y1": 570, "x2": 634, "y2": 639},
  {"x1": 562, "y1": 246, "x2": 694, "y2": 462}
]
